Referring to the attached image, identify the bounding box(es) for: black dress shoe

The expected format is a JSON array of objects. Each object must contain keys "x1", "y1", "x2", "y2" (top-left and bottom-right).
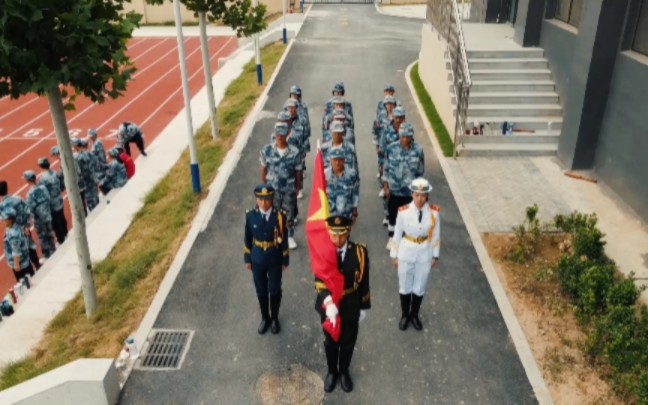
[
  {"x1": 324, "y1": 372, "x2": 338, "y2": 392},
  {"x1": 399, "y1": 316, "x2": 409, "y2": 331},
  {"x1": 258, "y1": 319, "x2": 270, "y2": 334},
  {"x1": 411, "y1": 316, "x2": 423, "y2": 331},
  {"x1": 270, "y1": 319, "x2": 280, "y2": 334},
  {"x1": 339, "y1": 371, "x2": 353, "y2": 393}
]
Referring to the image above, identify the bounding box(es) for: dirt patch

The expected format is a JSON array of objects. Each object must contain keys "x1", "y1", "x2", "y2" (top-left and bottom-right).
[{"x1": 482, "y1": 233, "x2": 623, "y2": 405}]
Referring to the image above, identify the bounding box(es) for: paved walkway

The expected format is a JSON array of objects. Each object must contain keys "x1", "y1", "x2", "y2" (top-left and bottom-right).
[{"x1": 120, "y1": 5, "x2": 538, "y2": 404}]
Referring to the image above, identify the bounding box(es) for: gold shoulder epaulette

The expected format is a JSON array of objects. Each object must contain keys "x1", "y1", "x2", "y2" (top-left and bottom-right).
[
  {"x1": 430, "y1": 204, "x2": 441, "y2": 212},
  {"x1": 398, "y1": 204, "x2": 409, "y2": 212}
]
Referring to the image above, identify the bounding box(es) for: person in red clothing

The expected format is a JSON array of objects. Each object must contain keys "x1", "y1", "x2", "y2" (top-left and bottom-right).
[{"x1": 112, "y1": 147, "x2": 135, "y2": 179}]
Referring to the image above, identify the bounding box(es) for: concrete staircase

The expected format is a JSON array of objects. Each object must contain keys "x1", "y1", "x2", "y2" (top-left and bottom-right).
[{"x1": 448, "y1": 48, "x2": 563, "y2": 157}]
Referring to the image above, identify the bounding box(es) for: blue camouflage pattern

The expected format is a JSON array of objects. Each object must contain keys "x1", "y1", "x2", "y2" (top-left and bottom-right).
[
  {"x1": 103, "y1": 161, "x2": 128, "y2": 190},
  {"x1": 259, "y1": 144, "x2": 303, "y2": 194},
  {"x1": 321, "y1": 141, "x2": 358, "y2": 173},
  {"x1": 0, "y1": 195, "x2": 31, "y2": 227},
  {"x1": 326, "y1": 166, "x2": 359, "y2": 220},
  {"x1": 383, "y1": 140, "x2": 425, "y2": 197},
  {"x1": 27, "y1": 184, "x2": 55, "y2": 257},
  {"x1": 4, "y1": 223, "x2": 30, "y2": 270},
  {"x1": 39, "y1": 170, "x2": 65, "y2": 212},
  {"x1": 92, "y1": 139, "x2": 108, "y2": 168}
]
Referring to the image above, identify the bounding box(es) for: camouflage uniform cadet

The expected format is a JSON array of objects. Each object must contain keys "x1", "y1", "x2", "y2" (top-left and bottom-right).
[
  {"x1": 323, "y1": 82, "x2": 354, "y2": 120},
  {"x1": 88, "y1": 129, "x2": 107, "y2": 169},
  {"x1": 260, "y1": 122, "x2": 303, "y2": 249},
  {"x1": 101, "y1": 149, "x2": 129, "y2": 193},
  {"x1": 117, "y1": 121, "x2": 147, "y2": 157},
  {"x1": 383, "y1": 123, "x2": 425, "y2": 245},
  {"x1": 287, "y1": 86, "x2": 311, "y2": 138},
  {"x1": 0, "y1": 181, "x2": 41, "y2": 269},
  {"x1": 323, "y1": 109, "x2": 355, "y2": 146},
  {"x1": 321, "y1": 121, "x2": 358, "y2": 173},
  {"x1": 373, "y1": 96, "x2": 397, "y2": 150},
  {"x1": 24, "y1": 171, "x2": 56, "y2": 258},
  {"x1": 285, "y1": 99, "x2": 311, "y2": 162},
  {"x1": 2, "y1": 207, "x2": 34, "y2": 282},
  {"x1": 326, "y1": 148, "x2": 359, "y2": 221},
  {"x1": 78, "y1": 139, "x2": 100, "y2": 211},
  {"x1": 375, "y1": 84, "x2": 401, "y2": 117},
  {"x1": 71, "y1": 138, "x2": 90, "y2": 216},
  {"x1": 323, "y1": 96, "x2": 354, "y2": 131},
  {"x1": 50, "y1": 147, "x2": 67, "y2": 192},
  {"x1": 38, "y1": 157, "x2": 68, "y2": 244}
]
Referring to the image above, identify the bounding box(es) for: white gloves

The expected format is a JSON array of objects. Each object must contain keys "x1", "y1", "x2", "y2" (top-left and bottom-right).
[
  {"x1": 359, "y1": 309, "x2": 368, "y2": 323},
  {"x1": 324, "y1": 295, "x2": 338, "y2": 327}
]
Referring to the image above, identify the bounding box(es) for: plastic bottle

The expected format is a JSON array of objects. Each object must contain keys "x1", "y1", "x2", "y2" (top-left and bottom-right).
[{"x1": 125, "y1": 337, "x2": 139, "y2": 359}]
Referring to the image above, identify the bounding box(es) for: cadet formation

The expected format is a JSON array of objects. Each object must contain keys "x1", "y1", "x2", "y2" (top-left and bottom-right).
[
  {"x1": 1, "y1": 123, "x2": 146, "y2": 283},
  {"x1": 245, "y1": 82, "x2": 441, "y2": 393}
]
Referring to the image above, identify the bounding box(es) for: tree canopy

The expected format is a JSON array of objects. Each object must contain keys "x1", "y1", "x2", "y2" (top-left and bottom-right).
[{"x1": 0, "y1": 0, "x2": 141, "y2": 105}]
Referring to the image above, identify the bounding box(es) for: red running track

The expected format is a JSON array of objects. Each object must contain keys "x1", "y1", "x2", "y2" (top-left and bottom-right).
[{"x1": 0, "y1": 35, "x2": 238, "y2": 295}]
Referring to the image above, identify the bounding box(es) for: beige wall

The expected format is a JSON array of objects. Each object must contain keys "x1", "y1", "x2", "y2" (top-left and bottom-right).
[
  {"x1": 418, "y1": 23, "x2": 455, "y2": 134},
  {"x1": 124, "y1": 0, "x2": 287, "y2": 25}
]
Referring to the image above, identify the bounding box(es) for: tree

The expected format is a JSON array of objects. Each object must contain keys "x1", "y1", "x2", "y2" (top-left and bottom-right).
[
  {"x1": 0, "y1": 0, "x2": 141, "y2": 317},
  {"x1": 147, "y1": 0, "x2": 267, "y2": 139}
]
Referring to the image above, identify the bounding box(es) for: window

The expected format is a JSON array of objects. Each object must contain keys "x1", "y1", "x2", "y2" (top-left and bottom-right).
[
  {"x1": 633, "y1": 0, "x2": 648, "y2": 56},
  {"x1": 555, "y1": 0, "x2": 583, "y2": 27}
]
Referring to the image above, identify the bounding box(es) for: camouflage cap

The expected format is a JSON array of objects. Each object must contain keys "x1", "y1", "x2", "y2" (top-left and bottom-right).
[
  {"x1": 277, "y1": 111, "x2": 291, "y2": 121},
  {"x1": 333, "y1": 82, "x2": 345, "y2": 93},
  {"x1": 284, "y1": 98, "x2": 299, "y2": 108},
  {"x1": 71, "y1": 137, "x2": 82, "y2": 147},
  {"x1": 79, "y1": 139, "x2": 89, "y2": 148},
  {"x1": 51, "y1": 146, "x2": 60, "y2": 156},
  {"x1": 88, "y1": 128, "x2": 98, "y2": 138},
  {"x1": 274, "y1": 122, "x2": 290, "y2": 136},
  {"x1": 290, "y1": 85, "x2": 302, "y2": 95},
  {"x1": 384, "y1": 84, "x2": 395, "y2": 92},
  {"x1": 330, "y1": 121, "x2": 345, "y2": 133},
  {"x1": 37, "y1": 157, "x2": 50, "y2": 168},
  {"x1": 393, "y1": 106, "x2": 406, "y2": 118},
  {"x1": 328, "y1": 147, "x2": 346, "y2": 161},
  {"x1": 399, "y1": 122, "x2": 414, "y2": 137},
  {"x1": 23, "y1": 170, "x2": 37, "y2": 181},
  {"x1": 384, "y1": 95, "x2": 396, "y2": 105},
  {"x1": 109, "y1": 148, "x2": 121, "y2": 158}
]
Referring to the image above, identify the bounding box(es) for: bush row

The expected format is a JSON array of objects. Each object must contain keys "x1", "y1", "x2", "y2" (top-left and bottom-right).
[{"x1": 553, "y1": 212, "x2": 648, "y2": 403}]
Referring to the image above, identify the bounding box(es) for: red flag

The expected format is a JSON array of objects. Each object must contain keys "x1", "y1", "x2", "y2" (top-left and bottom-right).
[{"x1": 306, "y1": 149, "x2": 343, "y2": 342}]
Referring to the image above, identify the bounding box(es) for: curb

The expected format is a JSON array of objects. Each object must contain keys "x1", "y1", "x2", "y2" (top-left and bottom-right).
[
  {"x1": 125, "y1": 35, "x2": 300, "y2": 389},
  {"x1": 404, "y1": 60, "x2": 554, "y2": 405},
  {"x1": 373, "y1": 3, "x2": 426, "y2": 20}
]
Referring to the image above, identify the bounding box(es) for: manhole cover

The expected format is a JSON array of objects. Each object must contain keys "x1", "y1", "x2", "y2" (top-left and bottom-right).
[
  {"x1": 136, "y1": 329, "x2": 194, "y2": 370},
  {"x1": 256, "y1": 364, "x2": 324, "y2": 404}
]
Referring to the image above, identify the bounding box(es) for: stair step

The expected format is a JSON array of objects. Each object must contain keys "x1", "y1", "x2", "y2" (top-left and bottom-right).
[
  {"x1": 466, "y1": 104, "x2": 563, "y2": 117},
  {"x1": 461, "y1": 132, "x2": 560, "y2": 144},
  {"x1": 468, "y1": 80, "x2": 556, "y2": 93},
  {"x1": 467, "y1": 69, "x2": 553, "y2": 81},
  {"x1": 465, "y1": 116, "x2": 563, "y2": 131},
  {"x1": 466, "y1": 49, "x2": 545, "y2": 59},
  {"x1": 466, "y1": 58, "x2": 548, "y2": 70},
  {"x1": 458, "y1": 143, "x2": 558, "y2": 157},
  {"x1": 453, "y1": 92, "x2": 560, "y2": 105}
]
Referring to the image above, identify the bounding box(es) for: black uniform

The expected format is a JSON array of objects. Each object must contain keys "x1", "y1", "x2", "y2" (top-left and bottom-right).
[
  {"x1": 314, "y1": 241, "x2": 371, "y2": 382},
  {"x1": 244, "y1": 206, "x2": 289, "y2": 333}
]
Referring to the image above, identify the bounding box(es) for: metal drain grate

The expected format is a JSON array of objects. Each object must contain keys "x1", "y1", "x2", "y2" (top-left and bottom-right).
[{"x1": 136, "y1": 329, "x2": 194, "y2": 370}]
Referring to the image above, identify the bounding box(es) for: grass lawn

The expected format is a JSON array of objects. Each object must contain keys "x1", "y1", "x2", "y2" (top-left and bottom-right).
[
  {"x1": 410, "y1": 63, "x2": 454, "y2": 157},
  {"x1": 0, "y1": 41, "x2": 287, "y2": 390}
]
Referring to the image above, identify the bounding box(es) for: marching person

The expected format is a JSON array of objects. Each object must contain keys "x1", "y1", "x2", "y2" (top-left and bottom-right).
[
  {"x1": 390, "y1": 178, "x2": 440, "y2": 331},
  {"x1": 326, "y1": 148, "x2": 359, "y2": 223},
  {"x1": 100, "y1": 149, "x2": 129, "y2": 195},
  {"x1": 285, "y1": 98, "x2": 310, "y2": 200},
  {"x1": 72, "y1": 138, "x2": 97, "y2": 213},
  {"x1": 324, "y1": 82, "x2": 353, "y2": 121},
  {"x1": 2, "y1": 208, "x2": 35, "y2": 283},
  {"x1": 315, "y1": 215, "x2": 370, "y2": 393},
  {"x1": 24, "y1": 170, "x2": 56, "y2": 259},
  {"x1": 260, "y1": 122, "x2": 303, "y2": 249},
  {"x1": 383, "y1": 123, "x2": 424, "y2": 249},
  {"x1": 244, "y1": 184, "x2": 289, "y2": 335},
  {"x1": 0, "y1": 180, "x2": 41, "y2": 270},
  {"x1": 375, "y1": 84, "x2": 401, "y2": 117},
  {"x1": 321, "y1": 121, "x2": 358, "y2": 173},
  {"x1": 117, "y1": 121, "x2": 147, "y2": 157},
  {"x1": 37, "y1": 157, "x2": 68, "y2": 243},
  {"x1": 287, "y1": 85, "x2": 310, "y2": 136},
  {"x1": 88, "y1": 128, "x2": 107, "y2": 170}
]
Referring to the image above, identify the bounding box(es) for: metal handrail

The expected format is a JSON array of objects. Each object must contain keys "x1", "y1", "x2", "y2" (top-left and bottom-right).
[{"x1": 426, "y1": 0, "x2": 472, "y2": 158}]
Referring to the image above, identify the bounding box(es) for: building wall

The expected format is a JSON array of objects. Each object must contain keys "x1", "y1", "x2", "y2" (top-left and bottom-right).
[
  {"x1": 594, "y1": 53, "x2": 648, "y2": 221},
  {"x1": 538, "y1": 19, "x2": 576, "y2": 106},
  {"x1": 123, "y1": 0, "x2": 286, "y2": 24}
]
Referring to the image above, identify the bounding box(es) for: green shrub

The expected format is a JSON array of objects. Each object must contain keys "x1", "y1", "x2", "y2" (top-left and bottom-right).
[
  {"x1": 556, "y1": 254, "x2": 589, "y2": 300},
  {"x1": 510, "y1": 204, "x2": 541, "y2": 263},
  {"x1": 576, "y1": 263, "x2": 616, "y2": 322},
  {"x1": 607, "y1": 277, "x2": 644, "y2": 308},
  {"x1": 554, "y1": 212, "x2": 607, "y2": 262}
]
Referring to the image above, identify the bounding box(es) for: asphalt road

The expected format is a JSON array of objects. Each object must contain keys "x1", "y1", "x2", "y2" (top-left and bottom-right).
[{"x1": 120, "y1": 5, "x2": 537, "y2": 404}]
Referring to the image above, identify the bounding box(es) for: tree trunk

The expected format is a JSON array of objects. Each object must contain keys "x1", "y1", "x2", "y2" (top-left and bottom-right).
[
  {"x1": 47, "y1": 87, "x2": 97, "y2": 318},
  {"x1": 199, "y1": 11, "x2": 219, "y2": 139}
]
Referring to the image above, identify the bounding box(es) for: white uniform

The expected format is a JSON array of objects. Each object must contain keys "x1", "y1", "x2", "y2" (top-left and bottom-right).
[{"x1": 390, "y1": 202, "x2": 440, "y2": 295}]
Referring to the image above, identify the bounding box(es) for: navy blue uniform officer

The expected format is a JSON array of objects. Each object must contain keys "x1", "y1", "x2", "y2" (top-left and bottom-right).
[{"x1": 244, "y1": 184, "x2": 289, "y2": 335}]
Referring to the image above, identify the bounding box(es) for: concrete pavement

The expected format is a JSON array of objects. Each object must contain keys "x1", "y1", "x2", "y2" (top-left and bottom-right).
[{"x1": 120, "y1": 5, "x2": 538, "y2": 404}]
